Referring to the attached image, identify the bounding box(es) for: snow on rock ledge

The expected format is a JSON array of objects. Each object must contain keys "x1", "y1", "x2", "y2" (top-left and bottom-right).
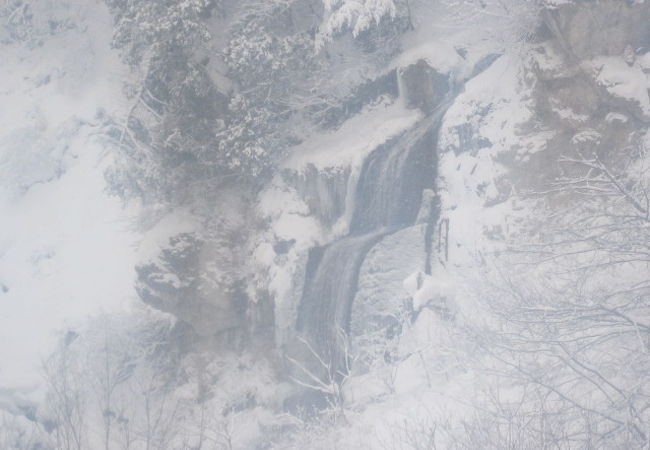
[
  {"x1": 403, "y1": 270, "x2": 456, "y2": 314},
  {"x1": 588, "y1": 56, "x2": 650, "y2": 120}
]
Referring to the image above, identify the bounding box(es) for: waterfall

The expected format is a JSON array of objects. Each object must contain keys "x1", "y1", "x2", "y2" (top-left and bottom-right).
[
  {"x1": 350, "y1": 113, "x2": 442, "y2": 234},
  {"x1": 291, "y1": 93, "x2": 455, "y2": 394},
  {"x1": 296, "y1": 231, "x2": 386, "y2": 373}
]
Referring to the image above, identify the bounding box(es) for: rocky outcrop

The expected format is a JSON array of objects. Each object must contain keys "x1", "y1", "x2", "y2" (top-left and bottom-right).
[
  {"x1": 508, "y1": 1, "x2": 650, "y2": 192},
  {"x1": 542, "y1": 0, "x2": 650, "y2": 60},
  {"x1": 281, "y1": 165, "x2": 351, "y2": 228},
  {"x1": 321, "y1": 70, "x2": 399, "y2": 128},
  {"x1": 399, "y1": 60, "x2": 450, "y2": 112}
]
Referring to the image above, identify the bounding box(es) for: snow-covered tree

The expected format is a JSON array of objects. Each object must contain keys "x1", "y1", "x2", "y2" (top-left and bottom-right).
[
  {"x1": 104, "y1": 0, "x2": 322, "y2": 202},
  {"x1": 317, "y1": 0, "x2": 399, "y2": 45},
  {"x1": 105, "y1": 0, "x2": 213, "y2": 66},
  {"x1": 480, "y1": 144, "x2": 650, "y2": 448},
  {"x1": 220, "y1": 2, "x2": 317, "y2": 178}
]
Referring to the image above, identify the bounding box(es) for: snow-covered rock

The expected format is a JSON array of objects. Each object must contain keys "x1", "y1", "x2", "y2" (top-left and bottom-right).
[{"x1": 403, "y1": 270, "x2": 456, "y2": 314}]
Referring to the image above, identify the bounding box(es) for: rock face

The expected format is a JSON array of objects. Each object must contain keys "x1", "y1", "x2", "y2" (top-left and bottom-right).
[
  {"x1": 474, "y1": 1, "x2": 650, "y2": 195},
  {"x1": 399, "y1": 60, "x2": 450, "y2": 112},
  {"x1": 321, "y1": 70, "x2": 400, "y2": 128},
  {"x1": 543, "y1": 0, "x2": 650, "y2": 59},
  {"x1": 282, "y1": 165, "x2": 351, "y2": 228}
]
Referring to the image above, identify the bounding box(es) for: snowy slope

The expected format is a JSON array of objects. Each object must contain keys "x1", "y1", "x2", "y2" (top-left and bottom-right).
[{"x1": 0, "y1": 0, "x2": 138, "y2": 404}]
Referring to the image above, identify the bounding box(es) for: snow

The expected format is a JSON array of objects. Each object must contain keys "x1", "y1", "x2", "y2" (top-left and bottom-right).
[
  {"x1": 571, "y1": 128, "x2": 601, "y2": 145},
  {"x1": 605, "y1": 112, "x2": 630, "y2": 123},
  {"x1": 588, "y1": 56, "x2": 650, "y2": 117},
  {"x1": 437, "y1": 54, "x2": 539, "y2": 268},
  {"x1": 0, "y1": 0, "x2": 137, "y2": 405},
  {"x1": 551, "y1": 102, "x2": 590, "y2": 123},
  {"x1": 257, "y1": 181, "x2": 326, "y2": 344},
  {"x1": 317, "y1": 0, "x2": 397, "y2": 45},
  {"x1": 136, "y1": 207, "x2": 201, "y2": 264},
  {"x1": 391, "y1": 40, "x2": 463, "y2": 75},
  {"x1": 0, "y1": 134, "x2": 138, "y2": 397},
  {"x1": 0, "y1": 1, "x2": 128, "y2": 132},
  {"x1": 529, "y1": 41, "x2": 566, "y2": 76},
  {"x1": 404, "y1": 270, "x2": 456, "y2": 312},
  {"x1": 638, "y1": 51, "x2": 650, "y2": 72},
  {"x1": 543, "y1": 0, "x2": 574, "y2": 7},
  {"x1": 284, "y1": 98, "x2": 421, "y2": 171}
]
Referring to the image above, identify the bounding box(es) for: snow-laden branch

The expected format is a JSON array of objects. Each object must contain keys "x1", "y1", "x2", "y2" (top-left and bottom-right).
[{"x1": 316, "y1": 0, "x2": 397, "y2": 47}]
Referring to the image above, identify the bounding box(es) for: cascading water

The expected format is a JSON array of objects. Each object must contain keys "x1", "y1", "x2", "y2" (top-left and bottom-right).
[
  {"x1": 297, "y1": 232, "x2": 386, "y2": 367},
  {"x1": 293, "y1": 91, "x2": 456, "y2": 395},
  {"x1": 350, "y1": 113, "x2": 441, "y2": 234}
]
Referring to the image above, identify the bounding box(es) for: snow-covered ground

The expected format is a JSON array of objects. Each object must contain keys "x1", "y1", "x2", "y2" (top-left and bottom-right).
[
  {"x1": 285, "y1": 98, "x2": 422, "y2": 171},
  {"x1": 0, "y1": 0, "x2": 138, "y2": 404},
  {"x1": 3, "y1": 1, "x2": 650, "y2": 448}
]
